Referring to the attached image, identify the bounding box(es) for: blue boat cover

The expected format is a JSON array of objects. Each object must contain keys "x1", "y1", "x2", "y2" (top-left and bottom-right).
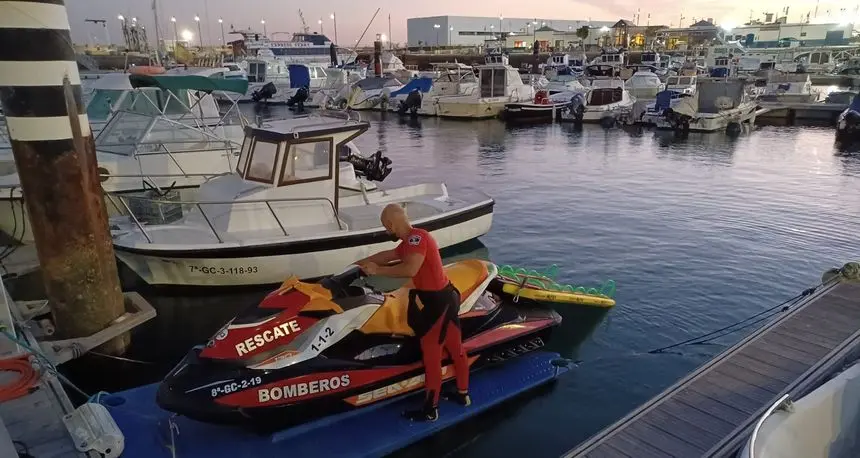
[
  {"x1": 104, "y1": 351, "x2": 568, "y2": 458},
  {"x1": 655, "y1": 90, "x2": 674, "y2": 111},
  {"x1": 288, "y1": 65, "x2": 311, "y2": 89},
  {"x1": 709, "y1": 67, "x2": 730, "y2": 78},
  {"x1": 390, "y1": 77, "x2": 433, "y2": 97},
  {"x1": 850, "y1": 93, "x2": 860, "y2": 112}
]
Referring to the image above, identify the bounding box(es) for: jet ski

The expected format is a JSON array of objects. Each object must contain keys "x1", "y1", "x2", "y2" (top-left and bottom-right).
[{"x1": 156, "y1": 259, "x2": 561, "y2": 428}]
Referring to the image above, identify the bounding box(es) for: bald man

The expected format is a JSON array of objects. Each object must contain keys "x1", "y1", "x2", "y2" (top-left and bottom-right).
[{"x1": 356, "y1": 204, "x2": 470, "y2": 422}]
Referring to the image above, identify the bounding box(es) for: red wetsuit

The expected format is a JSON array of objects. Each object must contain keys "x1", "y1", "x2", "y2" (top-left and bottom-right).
[{"x1": 396, "y1": 228, "x2": 469, "y2": 408}]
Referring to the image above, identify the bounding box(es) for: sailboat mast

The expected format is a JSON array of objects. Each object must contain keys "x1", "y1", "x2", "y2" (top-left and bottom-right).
[{"x1": 151, "y1": 0, "x2": 162, "y2": 65}]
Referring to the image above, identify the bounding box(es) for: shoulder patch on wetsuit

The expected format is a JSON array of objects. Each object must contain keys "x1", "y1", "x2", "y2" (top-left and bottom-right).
[{"x1": 408, "y1": 234, "x2": 422, "y2": 246}]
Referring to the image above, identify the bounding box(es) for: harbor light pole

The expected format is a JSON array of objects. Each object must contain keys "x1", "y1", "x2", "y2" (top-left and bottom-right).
[
  {"x1": 449, "y1": 25, "x2": 453, "y2": 46},
  {"x1": 330, "y1": 13, "x2": 338, "y2": 44},
  {"x1": 261, "y1": 18, "x2": 266, "y2": 37},
  {"x1": 318, "y1": 18, "x2": 323, "y2": 35},
  {"x1": 433, "y1": 23, "x2": 440, "y2": 47},
  {"x1": 218, "y1": 17, "x2": 225, "y2": 48},
  {"x1": 170, "y1": 16, "x2": 179, "y2": 55},
  {"x1": 194, "y1": 15, "x2": 202, "y2": 47}
]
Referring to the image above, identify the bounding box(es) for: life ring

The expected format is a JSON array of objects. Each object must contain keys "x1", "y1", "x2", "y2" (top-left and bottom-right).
[{"x1": 128, "y1": 65, "x2": 166, "y2": 75}]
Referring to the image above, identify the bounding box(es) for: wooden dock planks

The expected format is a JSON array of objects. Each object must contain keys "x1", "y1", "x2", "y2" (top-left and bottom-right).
[{"x1": 566, "y1": 280, "x2": 860, "y2": 458}]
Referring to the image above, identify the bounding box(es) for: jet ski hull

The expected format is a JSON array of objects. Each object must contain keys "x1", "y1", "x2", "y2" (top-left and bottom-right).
[{"x1": 156, "y1": 304, "x2": 559, "y2": 428}]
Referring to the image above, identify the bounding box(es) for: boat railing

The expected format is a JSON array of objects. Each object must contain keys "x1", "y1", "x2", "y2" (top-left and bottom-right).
[
  {"x1": 747, "y1": 394, "x2": 794, "y2": 458},
  {"x1": 106, "y1": 193, "x2": 342, "y2": 244}
]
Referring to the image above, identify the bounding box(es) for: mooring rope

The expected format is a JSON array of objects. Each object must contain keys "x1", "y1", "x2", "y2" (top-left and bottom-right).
[{"x1": 647, "y1": 285, "x2": 820, "y2": 355}]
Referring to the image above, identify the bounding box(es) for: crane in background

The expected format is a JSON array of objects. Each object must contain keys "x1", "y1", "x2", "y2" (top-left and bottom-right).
[
  {"x1": 297, "y1": 10, "x2": 310, "y2": 34},
  {"x1": 84, "y1": 18, "x2": 110, "y2": 45}
]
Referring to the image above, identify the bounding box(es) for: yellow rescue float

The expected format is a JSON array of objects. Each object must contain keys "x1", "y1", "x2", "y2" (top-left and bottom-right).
[{"x1": 494, "y1": 264, "x2": 616, "y2": 308}]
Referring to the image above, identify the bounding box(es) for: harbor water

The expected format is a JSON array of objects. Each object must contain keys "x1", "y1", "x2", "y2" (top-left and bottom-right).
[{"x1": 60, "y1": 111, "x2": 860, "y2": 457}]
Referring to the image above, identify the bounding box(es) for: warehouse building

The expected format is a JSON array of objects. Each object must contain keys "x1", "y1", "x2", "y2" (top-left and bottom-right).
[
  {"x1": 406, "y1": 15, "x2": 614, "y2": 47},
  {"x1": 724, "y1": 22, "x2": 854, "y2": 48}
]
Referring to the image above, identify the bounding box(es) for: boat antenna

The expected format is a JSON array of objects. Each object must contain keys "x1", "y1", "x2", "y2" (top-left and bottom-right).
[{"x1": 352, "y1": 7, "x2": 381, "y2": 52}]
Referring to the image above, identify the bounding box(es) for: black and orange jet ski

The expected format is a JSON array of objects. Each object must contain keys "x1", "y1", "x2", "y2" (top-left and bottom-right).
[{"x1": 156, "y1": 260, "x2": 561, "y2": 427}]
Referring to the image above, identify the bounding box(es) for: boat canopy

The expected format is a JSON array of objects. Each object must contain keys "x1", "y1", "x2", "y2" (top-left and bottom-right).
[
  {"x1": 288, "y1": 64, "x2": 311, "y2": 89},
  {"x1": 390, "y1": 78, "x2": 433, "y2": 97},
  {"x1": 849, "y1": 93, "x2": 860, "y2": 112},
  {"x1": 129, "y1": 74, "x2": 249, "y2": 95}
]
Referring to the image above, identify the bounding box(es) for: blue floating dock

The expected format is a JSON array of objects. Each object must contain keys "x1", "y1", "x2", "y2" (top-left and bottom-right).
[{"x1": 107, "y1": 351, "x2": 568, "y2": 458}]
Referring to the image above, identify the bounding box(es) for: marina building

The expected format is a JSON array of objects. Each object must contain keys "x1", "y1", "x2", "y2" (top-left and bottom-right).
[
  {"x1": 406, "y1": 16, "x2": 614, "y2": 47},
  {"x1": 724, "y1": 22, "x2": 855, "y2": 48}
]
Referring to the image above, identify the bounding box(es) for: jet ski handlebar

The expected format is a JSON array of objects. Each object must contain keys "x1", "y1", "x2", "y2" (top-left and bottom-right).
[{"x1": 320, "y1": 264, "x2": 368, "y2": 298}]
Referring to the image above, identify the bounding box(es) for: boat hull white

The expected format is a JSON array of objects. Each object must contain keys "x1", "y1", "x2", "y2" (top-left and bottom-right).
[
  {"x1": 652, "y1": 103, "x2": 758, "y2": 132},
  {"x1": 436, "y1": 99, "x2": 510, "y2": 119},
  {"x1": 113, "y1": 208, "x2": 493, "y2": 287}
]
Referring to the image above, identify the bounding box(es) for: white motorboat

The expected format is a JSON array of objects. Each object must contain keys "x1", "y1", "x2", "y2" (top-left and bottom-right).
[
  {"x1": 84, "y1": 67, "x2": 227, "y2": 133},
  {"x1": 569, "y1": 78, "x2": 635, "y2": 123},
  {"x1": 650, "y1": 80, "x2": 758, "y2": 133},
  {"x1": 625, "y1": 70, "x2": 664, "y2": 100},
  {"x1": 235, "y1": 55, "x2": 332, "y2": 104},
  {"x1": 435, "y1": 52, "x2": 535, "y2": 119},
  {"x1": 753, "y1": 71, "x2": 818, "y2": 103},
  {"x1": 108, "y1": 114, "x2": 494, "y2": 287},
  {"x1": 740, "y1": 360, "x2": 860, "y2": 458},
  {"x1": 665, "y1": 74, "x2": 698, "y2": 96},
  {"x1": 221, "y1": 63, "x2": 247, "y2": 80},
  {"x1": 340, "y1": 76, "x2": 406, "y2": 111},
  {"x1": 230, "y1": 29, "x2": 355, "y2": 65},
  {"x1": 0, "y1": 72, "x2": 250, "y2": 243},
  {"x1": 641, "y1": 51, "x2": 670, "y2": 77},
  {"x1": 389, "y1": 63, "x2": 478, "y2": 116}
]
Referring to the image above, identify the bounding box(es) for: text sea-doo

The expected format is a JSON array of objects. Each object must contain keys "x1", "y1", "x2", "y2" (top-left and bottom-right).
[{"x1": 156, "y1": 260, "x2": 561, "y2": 427}]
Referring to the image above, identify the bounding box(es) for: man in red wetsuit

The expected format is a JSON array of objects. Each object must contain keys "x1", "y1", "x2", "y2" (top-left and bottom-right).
[{"x1": 357, "y1": 203, "x2": 470, "y2": 422}]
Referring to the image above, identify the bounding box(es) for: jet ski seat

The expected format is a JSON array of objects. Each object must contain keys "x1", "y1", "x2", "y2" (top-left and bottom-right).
[{"x1": 359, "y1": 260, "x2": 490, "y2": 336}]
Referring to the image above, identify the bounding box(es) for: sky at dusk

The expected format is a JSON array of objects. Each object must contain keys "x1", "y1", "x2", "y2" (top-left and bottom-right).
[{"x1": 66, "y1": 0, "x2": 858, "y2": 46}]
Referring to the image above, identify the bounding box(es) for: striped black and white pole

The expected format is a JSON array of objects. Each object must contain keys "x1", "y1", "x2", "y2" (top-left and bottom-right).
[{"x1": 0, "y1": 0, "x2": 127, "y2": 350}]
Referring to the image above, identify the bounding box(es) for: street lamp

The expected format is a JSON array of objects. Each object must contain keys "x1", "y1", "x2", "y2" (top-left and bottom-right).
[
  {"x1": 194, "y1": 15, "x2": 203, "y2": 47},
  {"x1": 330, "y1": 13, "x2": 338, "y2": 45},
  {"x1": 261, "y1": 19, "x2": 267, "y2": 37},
  {"x1": 218, "y1": 18, "x2": 225, "y2": 48},
  {"x1": 318, "y1": 18, "x2": 323, "y2": 35},
  {"x1": 490, "y1": 24, "x2": 495, "y2": 41},
  {"x1": 448, "y1": 25, "x2": 453, "y2": 46},
  {"x1": 433, "y1": 23, "x2": 440, "y2": 47},
  {"x1": 499, "y1": 15, "x2": 503, "y2": 36},
  {"x1": 170, "y1": 16, "x2": 178, "y2": 52}
]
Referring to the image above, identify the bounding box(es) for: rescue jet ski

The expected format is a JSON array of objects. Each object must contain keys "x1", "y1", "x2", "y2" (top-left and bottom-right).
[{"x1": 156, "y1": 259, "x2": 561, "y2": 427}]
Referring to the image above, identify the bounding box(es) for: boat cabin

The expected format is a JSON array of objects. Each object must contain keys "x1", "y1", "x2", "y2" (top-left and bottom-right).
[
  {"x1": 476, "y1": 57, "x2": 520, "y2": 99},
  {"x1": 546, "y1": 53, "x2": 570, "y2": 68},
  {"x1": 665, "y1": 75, "x2": 697, "y2": 95},
  {"x1": 641, "y1": 52, "x2": 661, "y2": 66},
  {"x1": 597, "y1": 51, "x2": 627, "y2": 67},
  {"x1": 192, "y1": 117, "x2": 372, "y2": 236},
  {"x1": 586, "y1": 79, "x2": 627, "y2": 106}
]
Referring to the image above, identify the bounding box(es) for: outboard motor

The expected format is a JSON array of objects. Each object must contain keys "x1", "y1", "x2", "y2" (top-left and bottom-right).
[
  {"x1": 286, "y1": 85, "x2": 310, "y2": 112},
  {"x1": 566, "y1": 93, "x2": 586, "y2": 123},
  {"x1": 251, "y1": 82, "x2": 278, "y2": 102},
  {"x1": 397, "y1": 88, "x2": 422, "y2": 116},
  {"x1": 341, "y1": 150, "x2": 392, "y2": 182}
]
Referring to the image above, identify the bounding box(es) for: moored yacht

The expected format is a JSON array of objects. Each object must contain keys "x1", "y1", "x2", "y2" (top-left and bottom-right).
[
  {"x1": 625, "y1": 70, "x2": 664, "y2": 100},
  {"x1": 0, "y1": 72, "x2": 249, "y2": 243},
  {"x1": 568, "y1": 78, "x2": 635, "y2": 123},
  {"x1": 435, "y1": 52, "x2": 535, "y2": 119},
  {"x1": 650, "y1": 80, "x2": 758, "y2": 133},
  {"x1": 390, "y1": 63, "x2": 478, "y2": 116},
  {"x1": 109, "y1": 114, "x2": 495, "y2": 287}
]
